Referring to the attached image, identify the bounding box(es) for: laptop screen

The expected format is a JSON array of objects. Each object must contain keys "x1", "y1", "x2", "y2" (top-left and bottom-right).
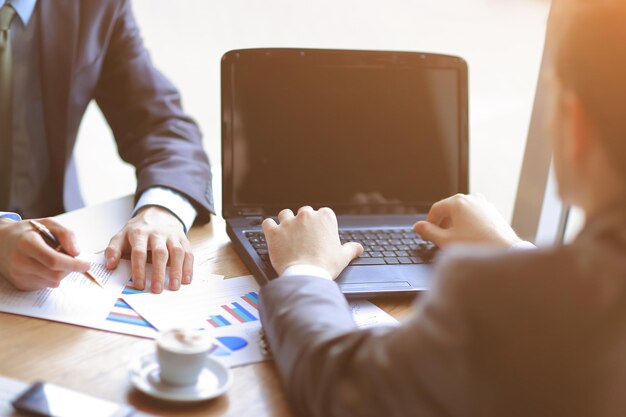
[{"x1": 222, "y1": 49, "x2": 468, "y2": 216}]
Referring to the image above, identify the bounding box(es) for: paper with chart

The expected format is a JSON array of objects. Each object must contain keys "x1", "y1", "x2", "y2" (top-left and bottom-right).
[
  {"x1": 202, "y1": 299, "x2": 398, "y2": 368},
  {"x1": 123, "y1": 275, "x2": 399, "y2": 367},
  {"x1": 124, "y1": 275, "x2": 398, "y2": 332},
  {"x1": 93, "y1": 270, "x2": 223, "y2": 339},
  {"x1": 207, "y1": 324, "x2": 268, "y2": 367},
  {"x1": 123, "y1": 275, "x2": 264, "y2": 366},
  {"x1": 123, "y1": 275, "x2": 261, "y2": 332},
  {"x1": 0, "y1": 254, "x2": 130, "y2": 325}
]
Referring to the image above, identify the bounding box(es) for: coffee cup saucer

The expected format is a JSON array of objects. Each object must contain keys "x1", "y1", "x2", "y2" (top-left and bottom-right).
[{"x1": 129, "y1": 353, "x2": 233, "y2": 402}]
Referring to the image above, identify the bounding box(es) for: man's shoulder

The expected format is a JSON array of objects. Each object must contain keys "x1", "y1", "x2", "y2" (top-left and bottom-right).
[{"x1": 44, "y1": 0, "x2": 128, "y2": 27}]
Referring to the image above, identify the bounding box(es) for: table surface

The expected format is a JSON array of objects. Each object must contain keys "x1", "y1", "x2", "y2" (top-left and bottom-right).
[{"x1": 0, "y1": 215, "x2": 416, "y2": 417}]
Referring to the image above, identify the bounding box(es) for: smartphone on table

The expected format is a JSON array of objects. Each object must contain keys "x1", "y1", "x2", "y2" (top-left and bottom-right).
[{"x1": 12, "y1": 382, "x2": 155, "y2": 417}]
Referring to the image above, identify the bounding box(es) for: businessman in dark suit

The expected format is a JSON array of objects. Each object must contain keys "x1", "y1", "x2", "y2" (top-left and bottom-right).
[
  {"x1": 259, "y1": 2, "x2": 626, "y2": 416},
  {"x1": 0, "y1": 0, "x2": 213, "y2": 293}
]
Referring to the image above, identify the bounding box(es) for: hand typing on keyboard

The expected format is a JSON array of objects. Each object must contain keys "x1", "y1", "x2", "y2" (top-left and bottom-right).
[
  {"x1": 261, "y1": 207, "x2": 363, "y2": 279},
  {"x1": 413, "y1": 194, "x2": 522, "y2": 249},
  {"x1": 339, "y1": 229, "x2": 437, "y2": 266}
]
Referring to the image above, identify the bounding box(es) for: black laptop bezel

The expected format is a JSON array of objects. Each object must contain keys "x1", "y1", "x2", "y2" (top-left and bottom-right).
[{"x1": 221, "y1": 48, "x2": 469, "y2": 218}]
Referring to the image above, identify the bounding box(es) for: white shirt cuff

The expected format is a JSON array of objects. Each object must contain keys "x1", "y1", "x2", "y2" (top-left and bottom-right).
[
  {"x1": 510, "y1": 240, "x2": 536, "y2": 251},
  {"x1": 281, "y1": 264, "x2": 333, "y2": 280},
  {"x1": 0, "y1": 212, "x2": 21, "y2": 222},
  {"x1": 133, "y1": 187, "x2": 197, "y2": 233}
]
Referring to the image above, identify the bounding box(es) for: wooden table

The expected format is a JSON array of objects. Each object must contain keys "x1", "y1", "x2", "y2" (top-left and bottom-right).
[{"x1": 0, "y1": 215, "x2": 415, "y2": 417}]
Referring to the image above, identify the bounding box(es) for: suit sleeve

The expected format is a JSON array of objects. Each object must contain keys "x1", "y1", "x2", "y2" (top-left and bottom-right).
[
  {"x1": 93, "y1": 0, "x2": 214, "y2": 224},
  {"x1": 260, "y1": 268, "x2": 473, "y2": 417}
]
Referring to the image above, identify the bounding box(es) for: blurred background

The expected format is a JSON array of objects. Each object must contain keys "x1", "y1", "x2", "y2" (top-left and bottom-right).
[{"x1": 74, "y1": 0, "x2": 551, "y2": 221}]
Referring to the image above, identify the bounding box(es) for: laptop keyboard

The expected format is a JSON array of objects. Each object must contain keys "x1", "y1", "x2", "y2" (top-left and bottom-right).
[{"x1": 245, "y1": 228, "x2": 438, "y2": 269}]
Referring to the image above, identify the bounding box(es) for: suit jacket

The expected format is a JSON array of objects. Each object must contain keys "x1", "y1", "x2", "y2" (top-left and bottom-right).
[
  {"x1": 33, "y1": 0, "x2": 213, "y2": 221},
  {"x1": 260, "y1": 208, "x2": 626, "y2": 417}
]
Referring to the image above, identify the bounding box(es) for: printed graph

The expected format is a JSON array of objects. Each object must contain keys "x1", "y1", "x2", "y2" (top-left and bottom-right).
[
  {"x1": 105, "y1": 286, "x2": 155, "y2": 330},
  {"x1": 209, "y1": 336, "x2": 249, "y2": 357},
  {"x1": 207, "y1": 292, "x2": 259, "y2": 328},
  {"x1": 121, "y1": 286, "x2": 143, "y2": 296}
]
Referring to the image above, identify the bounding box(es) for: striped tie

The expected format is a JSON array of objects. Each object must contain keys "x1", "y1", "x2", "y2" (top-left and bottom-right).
[{"x1": 0, "y1": 3, "x2": 16, "y2": 209}]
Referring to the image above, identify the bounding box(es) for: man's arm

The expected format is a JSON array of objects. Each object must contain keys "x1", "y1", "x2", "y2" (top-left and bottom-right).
[
  {"x1": 93, "y1": 1, "x2": 213, "y2": 292},
  {"x1": 261, "y1": 269, "x2": 473, "y2": 417},
  {"x1": 94, "y1": 1, "x2": 213, "y2": 219},
  {"x1": 260, "y1": 207, "x2": 472, "y2": 417}
]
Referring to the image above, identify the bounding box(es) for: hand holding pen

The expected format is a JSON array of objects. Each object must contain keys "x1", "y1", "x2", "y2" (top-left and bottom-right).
[
  {"x1": 0, "y1": 218, "x2": 94, "y2": 291},
  {"x1": 29, "y1": 220, "x2": 103, "y2": 288}
]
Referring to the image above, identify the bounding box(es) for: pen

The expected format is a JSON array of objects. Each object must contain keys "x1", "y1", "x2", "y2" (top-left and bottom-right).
[{"x1": 28, "y1": 220, "x2": 104, "y2": 289}]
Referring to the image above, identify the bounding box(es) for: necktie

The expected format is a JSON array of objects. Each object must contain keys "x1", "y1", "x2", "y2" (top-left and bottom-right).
[{"x1": 0, "y1": 3, "x2": 16, "y2": 210}]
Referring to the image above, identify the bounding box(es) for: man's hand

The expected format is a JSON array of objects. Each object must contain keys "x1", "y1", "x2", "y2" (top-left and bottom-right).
[
  {"x1": 413, "y1": 194, "x2": 522, "y2": 248},
  {"x1": 0, "y1": 218, "x2": 91, "y2": 291},
  {"x1": 105, "y1": 206, "x2": 193, "y2": 293},
  {"x1": 262, "y1": 206, "x2": 363, "y2": 279}
]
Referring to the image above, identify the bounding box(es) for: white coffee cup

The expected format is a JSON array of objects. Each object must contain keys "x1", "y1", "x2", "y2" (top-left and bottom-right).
[{"x1": 156, "y1": 328, "x2": 213, "y2": 386}]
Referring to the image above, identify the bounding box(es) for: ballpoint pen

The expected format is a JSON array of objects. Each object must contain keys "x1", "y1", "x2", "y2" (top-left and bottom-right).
[{"x1": 28, "y1": 220, "x2": 104, "y2": 288}]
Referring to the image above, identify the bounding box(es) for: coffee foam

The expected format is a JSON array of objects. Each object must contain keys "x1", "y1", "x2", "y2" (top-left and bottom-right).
[{"x1": 157, "y1": 329, "x2": 212, "y2": 353}]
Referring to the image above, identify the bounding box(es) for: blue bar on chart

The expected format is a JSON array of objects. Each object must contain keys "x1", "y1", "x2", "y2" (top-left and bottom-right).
[
  {"x1": 241, "y1": 292, "x2": 259, "y2": 309},
  {"x1": 206, "y1": 293, "x2": 260, "y2": 328},
  {"x1": 106, "y1": 298, "x2": 155, "y2": 329},
  {"x1": 122, "y1": 286, "x2": 143, "y2": 295},
  {"x1": 208, "y1": 314, "x2": 230, "y2": 328}
]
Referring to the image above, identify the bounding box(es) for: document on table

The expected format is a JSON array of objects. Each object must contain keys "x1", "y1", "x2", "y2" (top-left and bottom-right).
[
  {"x1": 124, "y1": 275, "x2": 398, "y2": 333},
  {"x1": 123, "y1": 275, "x2": 261, "y2": 332},
  {"x1": 0, "y1": 254, "x2": 130, "y2": 326},
  {"x1": 122, "y1": 275, "x2": 264, "y2": 366},
  {"x1": 201, "y1": 299, "x2": 398, "y2": 368},
  {"x1": 208, "y1": 324, "x2": 268, "y2": 368},
  {"x1": 123, "y1": 275, "x2": 399, "y2": 367},
  {"x1": 350, "y1": 300, "x2": 398, "y2": 328},
  {"x1": 94, "y1": 269, "x2": 223, "y2": 339}
]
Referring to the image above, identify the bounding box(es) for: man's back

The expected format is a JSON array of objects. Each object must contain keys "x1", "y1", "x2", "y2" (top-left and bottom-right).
[
  {"x1": 260, "y1": 208, "x2": 626, "y2": 417},
  {"x1": 444, "y1": 208, "x2": 626, "y2": 416},
  {"x1": 257, "y1": 3, "x2": 626, "y2": 415}
]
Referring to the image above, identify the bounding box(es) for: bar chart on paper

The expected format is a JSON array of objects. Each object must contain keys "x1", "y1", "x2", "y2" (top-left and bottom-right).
[
  {"x1": 94, "y1": 285, "x2": 159, "y2": 338},
  {"x1": 121, "y1": 281, "x2": 268, "y2": 367},
  {"x1": 122, "y1": 275, "x2": 262, "y2": 332},
  {"x1": 207, "y1": 292, "x2": 259, "y2": 328},
  {"x1": 120, "y1": 276, "x2": 399, "y2": 367},
  {"x1": 108, "y1": 286, "x2": 150, "y2": 326}
]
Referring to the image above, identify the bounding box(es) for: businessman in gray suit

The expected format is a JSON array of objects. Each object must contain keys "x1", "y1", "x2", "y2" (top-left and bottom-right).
[
  {"x1": 259, "y1": 2, "x2": 626, "y2": 416},
  {"x1": 0, "y1": 0, "x2": 213, "y2": 293}
]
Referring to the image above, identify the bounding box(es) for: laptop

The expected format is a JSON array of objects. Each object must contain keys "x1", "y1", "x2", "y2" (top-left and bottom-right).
[{"x1": 221, "y1": 48, "x2": 468, "y2": 297}]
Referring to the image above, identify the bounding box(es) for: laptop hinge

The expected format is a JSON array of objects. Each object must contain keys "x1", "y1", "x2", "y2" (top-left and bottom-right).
[{"x1": 238, "y1": 208, "x2": 264, "y2": 216}]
